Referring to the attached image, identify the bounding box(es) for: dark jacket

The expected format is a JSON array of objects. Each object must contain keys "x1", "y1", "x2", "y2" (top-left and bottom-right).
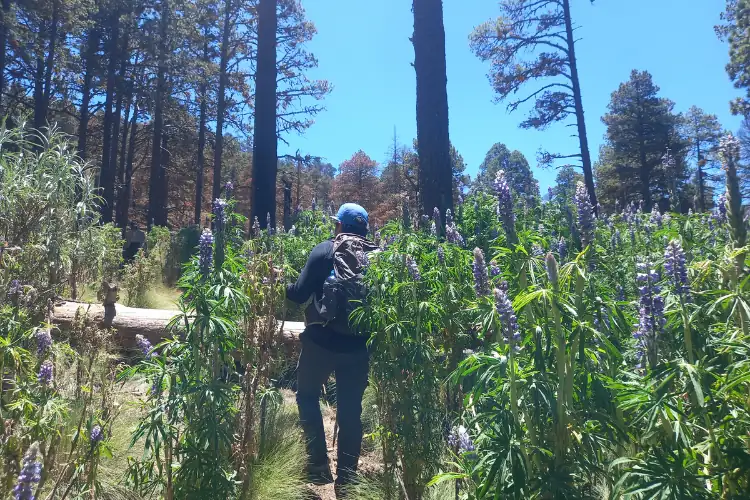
[{"x1": 285, "y1": 239, "x2": 368, "y2": 353}]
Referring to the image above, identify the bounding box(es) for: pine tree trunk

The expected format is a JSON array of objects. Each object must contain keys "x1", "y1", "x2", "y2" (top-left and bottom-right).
[
  {"x1": 119, "y1": 106, "x2": 138, "y2": 230},
  {"x1": 412, "y1": 0, "x2": 452, "y2": 231},
  {"x1": 193, "y1": 35, "x2": 209, "y2": 226},
  {"x1": 0, "y1": 0, "x2": 11, "y2": 112},
  {"x1": 562, "y1": 0, "x2": 597, "y2": 212},
  {"x1": 115, "y1": 89, "x2": 132, "y2": 227},
  {"x1": 697, "y1": 142, "x2": 706, "y2": 212},
  {"x1": 37, "y1": 0, "x2": 59, "y2": 130},
  {"x1": 213, "y1": 0, "x2": 232, "y2": 203},
  {"x1": 251, "y1": 0, "x2": 278, "y2": 230},
  {"x1": 33, "y1": 56, "x2": 45, "y2": 131},
  {"x1": 100, "y1": 11, "x2": 121, "y2": 223},
  {"x1": 77, "y1": 27, "x2": 99, "y2": 161},
  {"x1": 149, "y1": 0, "x2": 169, "y2": 228}
]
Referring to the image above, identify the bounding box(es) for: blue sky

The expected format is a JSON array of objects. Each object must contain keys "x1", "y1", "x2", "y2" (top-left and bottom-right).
[{"x1": 282, "y1": 0, "x2": 743, "y2": 193}]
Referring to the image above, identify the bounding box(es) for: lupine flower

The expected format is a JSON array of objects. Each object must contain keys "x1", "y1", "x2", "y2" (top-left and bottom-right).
[
  {"x1": 445, "y1": 209, "x2": 454, "y2": 226},
  {"x1": 430, "y1": 221, "x2": 437, "y2": 237},
  {"x1": 499, "y1": 280, "x2": 509, "y2": 292},
  {"x1": 212, "y1": 198, "x2": 228, "y2": 232},
  {"x1": 719, "y1": 133, "x2": 741, "y2": 163},
  {"x1": 715, "y1": 192, "x2": 728, "y2": 225},
  {"x1": 13, "y1": 442, "x2": 41, "y2": 500},
  {"x1": 545, "y1": 253, "x2": 559, "y2": 286},
  {"x1": 557, "y1": 236, "x2": 567, "y2": 261},
  {"x1": 289, "y1": 225, "x2": 296, "y2": 236},
  {"x1": 494, "y1": 170, "x2": 516, "y2": 237},
  {"x1": 198, "y1": 229, "x2": 214, "y2": 275},
  {"x1": 611, "y1": 229, "x2": 621, "y2": 250},
  {"x1": 664, "y1": 239, "x2": 690, "y2": 298},
  {"x1": 294, "y1": 204, "x2": 302, "y2": 216},
  {"x1": 433, "y1": 206, "x2": 441, "y2": 229},
  {"x1": 90, "y1": 425, "x2": 103, "y2": 444},
  {"x1": 35, "y1": 328, "x2": 52, "y2": 356},
  {"x1": 446, "y1": 223, "x2": 464, "y2": 246},
  {"x1": 252, "y1": 217, "x2": 260, "y2": 238},
  {"x1": 420, "y1": 214, "x2": 430, "y2": 229},
  {"x1": 266, "y1": 213, "x2": 275, "y2": 235},
  {"x1": 437, "y1": 246, "x2": 445, "y2": 265},
  {"x1": 490, "y1": 262, "x2": 500, "y2": 277},
  {"x1": 494, "y1": 287, "x2": 520, "y2": 350},
  {"x1": 135, "y1": 334, "x2": 153, "y2": 358},
  {"x1": 224, "y1": 181, "x2": 234, "y2": 199},
  {"x1": 311, "y1": 197, "x2": 317, "y2": 212},
  {"x1": 634, "y1": 261, "x2": 665, "y2": 369},
  {"x1": 472, "y1": 248, "x2": 490, "y2": 297},
  {"x1": 616, "y1": 285, "x2": 626, "y2": 301},
  {"x1": 448, "y1": 425, "x2": 475, "y2": 453},
  {"x1": 575, "y1": 181, "x2": 595, "y2": 247},
  {"x1": 374, "y1": 231, "x2": 382, "y2": 246},
  {"x1": 650, "y1": 207, "x2": 663, "y2": 229},
  {"x1": 38, "y1": 360, "x2": 53, "y2": 386},
  {"x1": 406, "y1": 256, "x2": 421, "y2": 281},
  {"x1": 532, "y1": 243, "x2": 544, "y2": 256}
]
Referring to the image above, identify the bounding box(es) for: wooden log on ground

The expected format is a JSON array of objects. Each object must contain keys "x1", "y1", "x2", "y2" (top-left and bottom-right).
[{"x1": 51, "y1": 301, "x2": 305, "y2": 353}]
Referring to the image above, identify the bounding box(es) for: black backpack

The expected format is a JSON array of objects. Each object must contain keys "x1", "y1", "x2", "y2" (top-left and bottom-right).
[{"x1": 312, "y1": 233, "x2": 379, "y2": 336}]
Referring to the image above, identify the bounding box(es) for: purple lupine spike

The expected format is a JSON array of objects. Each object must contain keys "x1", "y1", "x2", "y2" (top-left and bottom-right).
[
  {"x1": 212, "y1": 199, "x2": 228, "y2": 232},
  {"x1": 198, "y1": 229, "x2": 214, "y2": 275},
  {"x1": 472, "y1": 248, "x2": 490, "y2": 297},
  {"x1": 35, "y1": 328, "x2": 52, "y2": 356},
  {"x1": 575, "y1": 181, "x2": 595, "y2": 248},
  {"x1": 38, "y1": 360, "x2": 53, "y2": 386},
  {"x1": 494, "y1": 287, "x2": 520, "y2": 350},
  {"x1": 13, "y1": 443, "x2": 41, "y2": 500},
  {"x1": 545, "y1": 252, "x2": 559, "y2": 286},
  {"x1": 224, "y1": 181, "x2": 234, "y2": 199},
  {"x1": 490, "y1": 262, "x2": 501, "y2": 277},
  {"x1": 311, "y1": 197, "x2": 317, "y2": 212},
  {"x1": 611, "y1": 229, "x2": 621, "y2": 250},
  {"x1": 445, "y1": 209, "x2": 454, "y2": 226},
  {"x1": 634, "y1": 259, "x2": 665, "y2": 369},
  {"x1": 90, "y1": 425, "x2": 103, "y2": 444},
  {"x1": 494, "y1": 170, "x2": 515, "y2": 236},
  {"x1": 448, "y1": 425, "x2": 475, "y2": 453},
  {"x1": 433, "y1": 207, "x2": 441, "y2": 229},
  {"x1": 135, "y1": 334, "x2": 153, "y2": 358},
  {"x1": 650, "y1": 207, "x2": 663, "y2": 229},
  {"x1": 437, "y1": 246, "x2": 445, "y2": 265},
  {"x1": 664, "y1": 239, "x2": 691, "y2": 298},
  {"x1": 266, "y1": 213, "x2": 274, "y2": 235},
  {"x1": 557, "y1": 236, "x2": 567, "y2": 261},
  {"x1": 446, "y1": 223, "x2": 464, "y2": 246},
  {"x1": 532, "y1": 244, "x2": 544, "y2": 257},
  {"x1": 252, "y1": 217, "x2": 260, "y2": 238},
  {"x1": 430, "y1": 221, "x2": 437, "y2": 237},
  {"x1": 406, "y1": 256, "x2": 421, "y2": 281}
]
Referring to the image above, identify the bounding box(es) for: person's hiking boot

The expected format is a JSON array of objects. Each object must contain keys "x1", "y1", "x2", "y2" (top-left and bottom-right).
[
  {"x1": 334, "y1": 480, "x2": 350, "y2": 499},
  {"x1": 306, "y1": 462, "x2": 333, "y2": 485}
]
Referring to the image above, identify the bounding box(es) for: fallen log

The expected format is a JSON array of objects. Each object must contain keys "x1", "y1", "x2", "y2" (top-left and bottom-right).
[{"x1": 51, "y1": 300, "x2": 305, "y2": 353}]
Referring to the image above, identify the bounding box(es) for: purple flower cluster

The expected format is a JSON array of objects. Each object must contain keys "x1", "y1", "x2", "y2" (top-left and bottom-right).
[
  {"x1": 90, "y1": 425, "x2": 103, "y2": 444},
  {"x1": 446, "y1": 222, "x2": 464, "y2": 246},
  {"x1": 445, "y1": 209, "x2": 454, "y2": 226},
  {"x1": 38, "y1": 360, "x2": 53, "y2": 387},
  {"x1": 532, "y1": 244, "x2": 544, "y2": 257},
  {"x1": 490, "y1": 262, "x2": 500, "y2": 277},
  {"x1": 650, "y1": 207, "x2": 663, "y2": 229},
  {"x1": 13, "y1": 443, "x2": 41, "y2": 500},
  {"x1": 634, "y1": 261, "x2": 665, "y2": 369},
  {"x1": 715, "y1": 192, "x2": 728, "y2": 225},
  {"x1": 224, "y1": 181, "x2": 234, "y2": 199},
  {"x1": 430, "y1": 221, "x2": 437, "y2": 237},
  {"x1": 311, "y1": 197, "x2": 317, "y2": 212},
  {"x1": 448, "y1": 425, "x2": 475, "y2": 453},
  {"x1": 135, "y1": 334, "x2": 153, "y2": 358},
  {"x1": 664, "y1": 239, "x2": 690, "y2": 298},
  {"x1": 406, "y1": 256, "x2": 421, "y2": 281},
  {"x1": 212, "y1": 198, "x2": 228, "y2": 232},
  {"x1": 494, "y1": 287, "x2": 520, "y2": 350},
  {"x1": 437, "y1": 246, "x2": 445, "y2": 265},
  {"x1": 611, "y1": 229, "x2": 621, "y2": 251},
  {"x1": 719, "y1": 133, "x2": 741, "y2": 164},
  {"x1": 198, "y1": 229, "x2": 214, "y2": 275},
  {"x1": 433, "y1": 206, "x2": 441, "y2": 229},
  {"x1": 252, "y1": 217, "x2": 260, "y2": 238},
  {"x1": 472, "y1": 248, "x2": 490, "y2": 297},
  {"x1": 266, "y1": 213, "x2": 274, "y2": 235},
  {"x1": 575, "y1": 182, "x2": 595, "y2": 248},
  {"x1": 36, "y1": 328, "x2": 52, "y2": 356},
  {"x1": 494, "y1": 170, "x2": 515, "y2": 234}
]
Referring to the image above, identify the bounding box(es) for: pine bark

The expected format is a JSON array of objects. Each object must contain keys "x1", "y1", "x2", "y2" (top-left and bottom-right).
[
  {"x1": 212, "y1": 0, "x2": 232, "y2": 203},
  {"x1": 100, "y1": 10, "x2": 121, "y2": 222},
  {"x1": 77, "y1": 26, "x2": 99, "y2": 161},
  {"x1": 412, "y1": 0, "x2": 452, "y2": 230},
  {"x1": 251, "y1": 0, "x2": 278, "y2": 229},
  {"x1": 148, "y1": 0, "x2": 169, "y2": 227}
]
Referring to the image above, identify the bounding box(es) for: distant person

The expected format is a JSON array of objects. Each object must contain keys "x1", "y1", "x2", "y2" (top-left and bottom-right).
[
  {"x1": 124, "y1": 222, "x2": 145, "y2": 261},
  {"x1": 285, "y1": 203, "x2": 378, "y2": 496}
]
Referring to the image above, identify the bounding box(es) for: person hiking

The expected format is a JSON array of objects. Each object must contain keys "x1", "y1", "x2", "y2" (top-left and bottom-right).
[{"x1": 285, "y1": 203, "x2": 378, "y2": 495}]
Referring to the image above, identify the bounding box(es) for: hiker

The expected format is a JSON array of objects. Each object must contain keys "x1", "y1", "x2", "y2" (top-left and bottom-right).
[{"x1": 285, "y1": 203, "x2": 378, "y2": 494}]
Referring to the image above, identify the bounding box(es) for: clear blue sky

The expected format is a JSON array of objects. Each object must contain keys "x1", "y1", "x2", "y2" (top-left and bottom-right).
[{"x1": 282, "y1": 0, "x2": 743, "y2": 193}]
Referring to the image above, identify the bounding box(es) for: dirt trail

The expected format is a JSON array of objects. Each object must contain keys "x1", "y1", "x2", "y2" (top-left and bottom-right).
[{"x1": 280, "y1": 390, "x2": 381, "y2": 500}]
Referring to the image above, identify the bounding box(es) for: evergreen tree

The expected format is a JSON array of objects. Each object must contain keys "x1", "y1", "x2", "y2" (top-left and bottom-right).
[
  {"x1": 600, "y1": 70, "x2": 688, "y2": 211},
  {"x1": 553, "y1": 164, "x2": 584, "y2": 206},
  {"x1": 473, "y1": 143, "x2": 538, "y2": 203},
  {"x1": 718, "y1": 0, "x2": 750, "y2": 115},
  {"x1": 682, "y1": 106, "x2": 722, "y2": 211},
  {"x1": 470, "y1": 0, "x2": 597, "y2": 209},
  {"x1": 332, "y1": 150, "x2": 381, "y2": 213}
]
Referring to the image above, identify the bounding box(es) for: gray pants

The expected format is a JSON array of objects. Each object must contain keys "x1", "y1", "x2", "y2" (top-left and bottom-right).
[{"x1": 296, "y1": 335, "x2": 369, "y2": 483}]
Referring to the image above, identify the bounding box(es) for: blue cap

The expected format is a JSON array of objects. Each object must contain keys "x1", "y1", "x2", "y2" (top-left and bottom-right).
[{"x1": 333, "y1": 203, "x2": 369, "y2": 232}]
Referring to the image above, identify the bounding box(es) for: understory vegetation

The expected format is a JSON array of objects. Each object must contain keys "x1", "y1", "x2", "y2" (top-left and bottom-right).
[{"x1": 3, "y1": 129, "x2": 750, "y2": 500}]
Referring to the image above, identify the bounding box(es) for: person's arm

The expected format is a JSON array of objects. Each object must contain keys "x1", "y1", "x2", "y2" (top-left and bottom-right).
[{"x1": 285, "y1": 241, "x2": 332, "y2": 304}]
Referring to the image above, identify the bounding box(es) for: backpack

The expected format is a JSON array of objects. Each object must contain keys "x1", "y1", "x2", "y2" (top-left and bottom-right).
[{"x1": 313, "y1": 233, "x2": 379, "y2": 336}]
